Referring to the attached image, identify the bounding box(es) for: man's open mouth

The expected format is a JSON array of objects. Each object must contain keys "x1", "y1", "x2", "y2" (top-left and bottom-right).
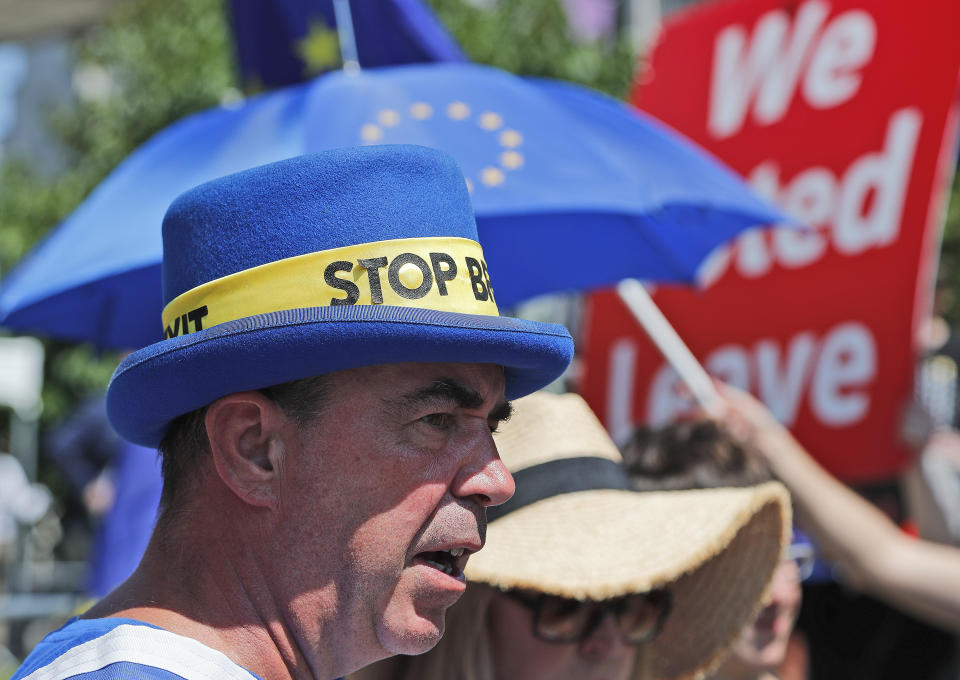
[{"x1": 415, "y1": 547, "x2": 468, "y2": 579}]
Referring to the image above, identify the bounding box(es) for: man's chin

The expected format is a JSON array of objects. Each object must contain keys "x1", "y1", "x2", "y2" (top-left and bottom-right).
[
  {"x1": 379, "y1": 564, "x2": 471, "y2": 654},
  {"x1": 377, "y1": 613, "x2": 446, "y2": 656}
]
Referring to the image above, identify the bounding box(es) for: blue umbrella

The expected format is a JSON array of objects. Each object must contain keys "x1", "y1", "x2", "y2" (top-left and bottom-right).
[{"x1": 0, "y1": 63, "x2": 792, "y2": 349}]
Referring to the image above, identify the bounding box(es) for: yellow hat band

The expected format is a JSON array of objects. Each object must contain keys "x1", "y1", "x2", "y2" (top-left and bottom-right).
[{"x1": 161, "y1": 236, "x2": 500, "y2": 339}]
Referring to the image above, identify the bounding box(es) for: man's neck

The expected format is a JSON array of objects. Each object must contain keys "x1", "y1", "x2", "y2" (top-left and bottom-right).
[{"x1": 83, "y1": 518, "x2": 330, "y2": 680}]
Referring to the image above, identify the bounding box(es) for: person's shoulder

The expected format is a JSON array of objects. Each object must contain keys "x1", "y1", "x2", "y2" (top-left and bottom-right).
[
  {"x1": 19, "y1": 661, "x2": 190, "y2": 679},
  {"x1": 12, "y1": 617, "x2": 261, "y2": 680}
]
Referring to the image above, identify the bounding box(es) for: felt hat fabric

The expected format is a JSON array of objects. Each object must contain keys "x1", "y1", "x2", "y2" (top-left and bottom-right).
[
  {"x1": 466, "y1": 391, "x2": 791, "y2": 680},
  {"x1": 106, "y1": 145, "x2": 574, "y2": 446}
]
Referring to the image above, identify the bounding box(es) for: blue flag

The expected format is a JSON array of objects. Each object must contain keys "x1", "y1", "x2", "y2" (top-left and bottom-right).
[{"x1": 229, "y1": 0, "x2": 466, "y2": 88}]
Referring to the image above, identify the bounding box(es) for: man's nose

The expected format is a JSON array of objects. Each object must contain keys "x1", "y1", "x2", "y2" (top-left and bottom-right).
[
  {"x1": 451, "y1": 442, "x2": 515, "y2": 507},
  {"x1": 579, "y1": 612, "x2": 627, "y2": 661}
]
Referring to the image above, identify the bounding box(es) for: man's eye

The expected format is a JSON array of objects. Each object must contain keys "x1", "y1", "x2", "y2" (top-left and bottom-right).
[{"x1": 421, "y1": 413, "x2": 452, "y2": 429}]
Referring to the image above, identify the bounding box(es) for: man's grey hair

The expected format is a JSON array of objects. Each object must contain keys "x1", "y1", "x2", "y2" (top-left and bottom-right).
[{"x1": 156, "y1": 374, "x2": 330, "y2": 514}]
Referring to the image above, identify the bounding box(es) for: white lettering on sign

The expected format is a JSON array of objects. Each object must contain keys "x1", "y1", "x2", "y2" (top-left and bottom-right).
[
  {"x1": 755, "y1": 333, "x2": 817, "y2": 423},
  {"x1": 607, "y1": 338, "x2": 638, "y2": 445},
  {"x1": 706, "y1": 344, "x2": 751, "y2": 391},
  {"x1": 708, "y1": 0, "x2": 876, "y2": 139},
  {"x1": 804, "y1": 9, "x2": 876, "y2": 109},
  {"x1": 632, "y1": 321, "x2": 876, "y2": 428},
  {"x1": 834, "y1": 107, "x2": 921, "y2": 254},
  {"x1": 696, "y1": 107, "x2": 922, "y2": 285},
  {"x1": 810, "y1": 322, "x2": 876, "y2": 425}
]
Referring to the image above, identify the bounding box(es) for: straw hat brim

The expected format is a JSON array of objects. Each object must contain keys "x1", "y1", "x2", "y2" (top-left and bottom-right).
[{"x1": 466, "y1": 481, "x2": 790, "y2": 680}]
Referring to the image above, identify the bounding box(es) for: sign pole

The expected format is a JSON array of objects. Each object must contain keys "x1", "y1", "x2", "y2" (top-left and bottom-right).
[
  {"x1": 616, "y1": 278, "x2": 724, "y2": 416},
  {"x1": 332, "y1": 0, "x2": 360, "y2": 72}
]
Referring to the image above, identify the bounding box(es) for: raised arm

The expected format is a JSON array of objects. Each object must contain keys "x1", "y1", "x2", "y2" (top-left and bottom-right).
[{"x1": 718, "y1": 384, "x2": 960, "y2": 632}]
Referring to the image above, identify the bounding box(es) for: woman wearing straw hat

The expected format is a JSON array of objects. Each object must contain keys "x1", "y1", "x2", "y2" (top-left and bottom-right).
[{"x1": 353, "y1": 391, "x2": 791, "y2": 680}]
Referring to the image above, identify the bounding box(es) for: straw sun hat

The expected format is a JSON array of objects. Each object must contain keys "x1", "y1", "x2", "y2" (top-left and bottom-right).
[{"x1": 466, "y1": 391, "x2": 791, "y2": 680}]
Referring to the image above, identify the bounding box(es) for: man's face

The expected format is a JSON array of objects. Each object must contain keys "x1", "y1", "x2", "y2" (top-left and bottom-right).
[{"x1": 271, "y1": 362, "x2": 514, "y2": 672}]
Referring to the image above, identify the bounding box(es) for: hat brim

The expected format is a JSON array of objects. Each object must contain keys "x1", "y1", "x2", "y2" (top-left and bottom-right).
[
  {"x1": 107, "y1": 305, "x2": 574, "y2": 447},
  {"x1": 465, "y1": 482, "x2": 790, "y2": 680}
]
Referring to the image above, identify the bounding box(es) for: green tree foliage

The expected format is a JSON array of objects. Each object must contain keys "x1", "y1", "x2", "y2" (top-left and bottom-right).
[
  {"x1": 937, "y1": 174, "x2": 960, "y2": 324},
  {"x1": 428, "y1": 0, "x2": 635, "y2": 98},
  {"x1": 2, "y1": 0, "x2": 235, "y2": 272},
  {"x1": 0, "y1": 0, "x2": 235, "y2": 430}
]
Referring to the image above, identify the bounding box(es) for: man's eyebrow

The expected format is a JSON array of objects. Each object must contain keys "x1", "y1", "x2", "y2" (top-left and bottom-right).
[
  {"x1": 394, "y1": 378, "x2": 511, "y2": 418},
  {"x1": 397, "y1": 379, "x2": 485, "y2": 410},
  {"x1": 490, "y1": 400, "x2": 513, "y2": 424}
]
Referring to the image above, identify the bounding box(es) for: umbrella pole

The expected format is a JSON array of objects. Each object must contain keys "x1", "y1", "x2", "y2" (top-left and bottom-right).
[
  {"x1": 616, "y1": 278, "x2": 725, "y2": 416},
  {"x1": 333, "y1": 0, "x2": 360, "y2": 72}
]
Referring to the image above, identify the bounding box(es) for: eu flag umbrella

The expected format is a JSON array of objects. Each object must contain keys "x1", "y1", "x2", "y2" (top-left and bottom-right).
[{"x1": 0, "y1": 63, "x2": 793, "y2": 350}]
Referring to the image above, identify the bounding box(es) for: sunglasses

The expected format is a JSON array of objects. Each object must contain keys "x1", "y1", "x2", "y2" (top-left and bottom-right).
[{"x1": 503, "y1": 588, "x2": 672, "y2": 645}]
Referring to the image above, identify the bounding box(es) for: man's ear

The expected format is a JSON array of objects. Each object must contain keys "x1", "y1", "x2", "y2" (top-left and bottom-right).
[{"x1": 205, "y1": 391, "x2": 290, "y2": 508}]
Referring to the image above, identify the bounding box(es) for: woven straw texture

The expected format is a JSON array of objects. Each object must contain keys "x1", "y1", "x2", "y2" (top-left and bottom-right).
[{"x1": 466, "y1": 391, "x2": 791, "y2": 680}]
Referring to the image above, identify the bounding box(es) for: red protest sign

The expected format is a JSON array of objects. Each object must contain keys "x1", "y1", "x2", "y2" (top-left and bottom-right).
[{"x1": 580, "y1": 0, "x2": 960, "y2": 482}]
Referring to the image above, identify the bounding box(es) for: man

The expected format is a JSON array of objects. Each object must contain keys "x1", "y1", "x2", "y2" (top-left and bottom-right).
[{"x1": 13, "y1": 145, "x2": 574, "y2": 680}]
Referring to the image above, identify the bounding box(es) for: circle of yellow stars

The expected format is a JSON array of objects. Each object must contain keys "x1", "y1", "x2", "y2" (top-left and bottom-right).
[{"x1": 359, "y1": 101, "x2": 525, "y2": 192}]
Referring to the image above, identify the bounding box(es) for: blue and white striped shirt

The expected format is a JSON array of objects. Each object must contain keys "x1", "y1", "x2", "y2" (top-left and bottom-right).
[{"x1": 12, "y1": 617, "x2": 262, "y2": 680}]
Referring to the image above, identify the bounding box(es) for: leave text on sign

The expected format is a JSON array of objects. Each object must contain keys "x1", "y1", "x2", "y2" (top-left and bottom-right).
[{"x1": 603, "y1": 322, "x2": 877, "y2": 442}]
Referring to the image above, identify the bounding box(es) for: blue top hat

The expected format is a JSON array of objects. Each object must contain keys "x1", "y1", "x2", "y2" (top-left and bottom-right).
[{"x1": 106, "y1": 145, "x2": 574, "y2": 446}]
